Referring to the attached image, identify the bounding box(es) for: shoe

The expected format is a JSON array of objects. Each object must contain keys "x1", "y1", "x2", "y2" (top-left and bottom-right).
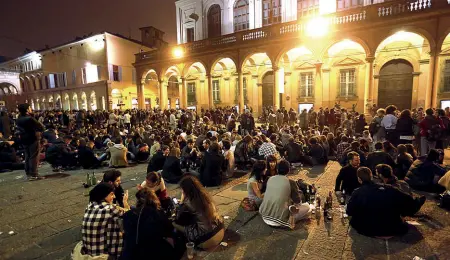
[
  {"x1": 28, "y1": 176, "x2": 46, "y2": 181},
  {"x1": 289, "y1": 205, "x2": 299, "y2": 214}
]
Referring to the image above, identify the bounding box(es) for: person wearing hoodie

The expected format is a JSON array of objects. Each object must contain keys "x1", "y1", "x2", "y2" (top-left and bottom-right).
[{"x1": 107, "y1": 137, "x2": 128, "y2": 167}]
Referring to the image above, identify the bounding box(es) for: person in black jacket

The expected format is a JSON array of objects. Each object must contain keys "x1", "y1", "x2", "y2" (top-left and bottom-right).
[
  {"x1": 45, "y1": 136, "x2": 77, "y2": 169},
  {"x1": 396, "y1": 109, "x2": 415, "y2": 145},
  {"x1": 200, "y1": 142, "x2": 226, "y2": 187},
  {"x1": 147, "y1": 145, "x2": 169, "y2": 173},
  {"x1": 335, "y1": 151, "x2": 361, "y2": 196},
  {"x1": 16, "y1": 104, "x2": 45, "y2": 180},
  {"x1": 77, "y1": 139, "x2": 104, "y2": 169},
  {"x1": 365, "y1": 142, "x2": 396, "y2": 174},
  {"x1": 347, "y1": 167, "x2": 425, "y2": 237},
  {"x1": 162, "y1": 148, "x2": 183, "y2": 184},
  {"x1": 121, "y1": 188, "x2": 185, "y2": 260}
]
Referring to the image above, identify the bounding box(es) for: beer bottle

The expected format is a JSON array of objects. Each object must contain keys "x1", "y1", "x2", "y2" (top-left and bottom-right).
[{"x1": 340, "y1": 189, "x2": 346, "y2": 205}]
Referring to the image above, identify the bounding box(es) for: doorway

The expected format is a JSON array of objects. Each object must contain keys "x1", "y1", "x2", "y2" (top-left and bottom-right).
[
  {"x1": 208, "y1": 5, "x2": 222, "y2": 38},
  {"x1": 262, "y1": 71, "x2": 274, "y2": 109},
  {"x1": 378, "y1": 59, "x2": 413, "y2": 110}
]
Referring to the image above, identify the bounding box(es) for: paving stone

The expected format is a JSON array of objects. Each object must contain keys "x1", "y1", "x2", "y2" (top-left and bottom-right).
[
  {"x1": 342, "y1": 228, "x2": 387, "y2": 260},
  {"x1": 7, "y1": 244, "x2": 47, "y2": 260},
  {"x1": 37, "y1": 226, "x2": 81, "y2": 254},
  {"x1": 299, "y1": 224, "x2": 347, "y2": 260},
  {"x1": 9, "y1": 210, "x2": 70, "y2": 232},
  {"x1": 47, "y1": 215, "x2": 82, "y2": 232},
  {"x1": 215, "y1": 182, "x2": 248, "y2": 201}
]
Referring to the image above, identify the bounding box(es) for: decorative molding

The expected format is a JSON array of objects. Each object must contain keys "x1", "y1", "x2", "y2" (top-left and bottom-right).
[
  {"x1": 419, "y1": 59, "x2": 430, "y2": 64},
  {"x1": 322, "y1": 68, "x2": 331, "y2": 72},
  {"x1": 295, "y1": 61, "x2": 316, "y2": 70},
  {"x1": 412, "y1": 72, "x2": 422, "y2": 76},
  {"x1": 333, "y1": 57, "x2": 363, "y2": 67}
]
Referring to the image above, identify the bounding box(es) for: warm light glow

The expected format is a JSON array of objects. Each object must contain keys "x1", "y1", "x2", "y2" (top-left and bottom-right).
[
  {"x1": 328, "y1": 39, "x2": 365, "y2": 57},
  {"x1": 306, "y1": 17, "x2": 329, "y2": 38},
  {"x1": 172, "y1": 47, "x2": 184, "y2": 58},
  {"x1": 376, "y1": 31, "x2": 425, "y2": 54},
  {"x1": 319, "y1": 0, "x2": 336, "y2": 15},
  {"x1": 91, "y1": 38, "x2": 105, "y2": 51},
  {"x1": 278, "y1": 67, "x2": 285, "y2": 94},
  {"x1": 85, "y1": 63, "x2": 99, "y2": 83}
]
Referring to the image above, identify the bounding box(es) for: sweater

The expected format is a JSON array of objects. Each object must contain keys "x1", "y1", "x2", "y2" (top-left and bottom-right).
[
  {"x1": 335, "y1": 164, "x2": 361, "y2": 195},
  {"x1": 108, "y1": 144, "x2": 128, "y2": 167}
]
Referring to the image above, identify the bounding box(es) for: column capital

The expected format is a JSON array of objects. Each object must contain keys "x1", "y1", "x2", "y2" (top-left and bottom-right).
[
  {"x1": 257, "y1": 83, "x2": 263, "y2": 87},
  {"x1": 223, "y1": 77, "x2": 230, "y2": 81},
  {"x1": 272, "y1": 66, "x2": 280, "y2": 72},
  {"x1": 314, "y1": 62, "x2": 323, "y2": 69},
  {"x1": 412, "y1": 72, "x2": 422, "y2": 77},
  {"x1": 365, "y1": 56, "x2": 375, "y2": 63}
]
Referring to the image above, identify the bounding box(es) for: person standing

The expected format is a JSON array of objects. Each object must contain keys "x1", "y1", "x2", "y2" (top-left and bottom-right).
[{"x1": 16, "y1": 104, "x2": 45, "y2": 180}]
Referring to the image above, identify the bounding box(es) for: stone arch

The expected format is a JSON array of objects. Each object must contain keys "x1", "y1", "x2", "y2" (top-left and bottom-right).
[
  {"x1": 210, "y1": 55, "x2": 238, "y2": 74},
  {"x1": 64, "y1": 93, "x2": 70, "y2": 110},
  {"x1": 81, "y1": 92, "x2": 88, "y2": 110},
  {"x1": 373, "y1": 26, "x2": 436, "y2": 55},
  {"x1": 72, "y1": 93, "x2": 79, "y2": 110},
  {"x1": 319, "y1": 36, "x2": 371, "y2": 61},
  {"x1": 239, "y1": 51, "x2": 274, "y2": 73},
  {"x1": 183, "y1": 60, "x2": 209, "y2": 77},
  {"x1": 90, "y1": 91, "x2": 97, "y2": 110}
]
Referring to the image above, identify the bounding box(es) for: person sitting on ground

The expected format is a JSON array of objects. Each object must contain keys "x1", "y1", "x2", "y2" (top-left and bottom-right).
[
  {"x1": 124, "y1": 134, "x2": 137, "y2": 161},
  {"x1": 365, "y1": 142, "x2": 396, "y2": 174},
  {"x1": 234, "y1": 135, "x2": 253, "y2": 169},
  {"x1": 405, "y1": 144, "x2": 418, "y2": 161},
  {"x1": 247, "y1": 160, "x2": 266, "y2": 207},
  {"x1": 346, "y1": 167, "x2": 425, "y2": 238},
  {"x1": 258, "y1": 134, "x2": 279, "y2": 159},
  {"x1": 173, "y1": 175, "x2": 224, "y2": 249},
  {"x1": 181, "y1": 139, "x2": 197, "y2": 169},
  {"x1": 138, "y1": 171, "x2": 172, "y2": 210},
  {"x1": 259, "y1": 160, "x2": 312, "y2": 229},
  {"x1": 161, "y1": 147, "x2": 183, "y2": 184},
  {"x1": 135, "y1": 143, "x2": 150, "y2": 163},
  {"x1": 107, "y1": 137, "x2": 128, "y2": 168},
  {"x1": 405, "y1": 149, "x2": 447, "y2": 193},
  {"x1": 75, "y1": 182, "x2": 129, "y2": 260},
  {"x1": 78, "y1": 139, "x2": 106, "y2": 169},
  {"x1": 377, "y1": 164, "x2": 412, "y2": 195},
  {"x1": 222, "y1": 140, "x2": 235, "y2": 179},
  {"x1": 383, "y1": 141, "x2": 398, "y2": 160},
  {"x1": 45, "y1": 135, "x2": 78, "y2": 169},
  {"x1": 200, "y1": 142, "x2": 226, "y2": 187},
  {"x1": 308, "y1": 136, "x2": 328, "y2": 165},
  {"x1": 147, "y1": 145, "x2": 169, "y2": 173},
  {"x1": 395, "y1": 144, "x2": 413, "y2": 180},
  {"x1": 149, "y1": 136, "x2": 161, "y2": 159},
  {"x1": 335, "y1": 151, "x2": 361, "y2": 196},
  {"x1": 340, "y1": 141, "x2": 366, "y2": 167},
  {"x1": 121, "y1": 188, "x2": 185, "y2": 260},
  {"x1": 102, "y1": 169, "x2": 126, "y2": 208},
  {"x1": 0, "y1": 142, "x2": 24, "y2": 171},
  {"x1": 336, "y1": 135, "x2": 351, "y2": 162}
]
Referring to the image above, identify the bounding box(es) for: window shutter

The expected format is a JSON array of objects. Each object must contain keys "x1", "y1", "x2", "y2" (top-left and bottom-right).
[
  {"x1": 118, "y1": 66, "x2": 123, "y2": 81},
  {"x1": 132, "y1": 68, "x2": 136, "y2": 84},
  {"x1": 108, "y1": 64, "x2": 113, "y2": 80},
  {"x1": 97, "y1": 65, "x2": 102, "y2": 80}
]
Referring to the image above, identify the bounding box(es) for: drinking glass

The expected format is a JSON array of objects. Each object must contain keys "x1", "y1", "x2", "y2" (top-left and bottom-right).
[{"x1": 186, "y1": 242, "x2": 195, "y2": 259}]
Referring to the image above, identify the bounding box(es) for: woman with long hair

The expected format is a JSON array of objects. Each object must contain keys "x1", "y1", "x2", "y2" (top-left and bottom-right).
[
  {"x1": 247, "y1": 160, "x2": 267, "y2": 206},
  {"x1": 395, "y1": 144, "x2": 413, "y2": 180},
  {"x1": 121, "y1": 188, "x2": 185, "y2": 260},
  {"x1": 174, "y1": 175, "x2": 224, "y2": 249},
  {"x1": 383, "y1": 141, "x2": 397, "y2": 160},
  {"x1": 405, "y1": 144, "x2": 418, "y2": 161}
]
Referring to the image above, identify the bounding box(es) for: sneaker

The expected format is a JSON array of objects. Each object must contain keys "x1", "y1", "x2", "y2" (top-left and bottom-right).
[
  {"x1": 289, "y1": 205, "x2": 299, "y2": 214},
  {"x1": 28, "y1": 176, "x2": 46, "y2": 181}
]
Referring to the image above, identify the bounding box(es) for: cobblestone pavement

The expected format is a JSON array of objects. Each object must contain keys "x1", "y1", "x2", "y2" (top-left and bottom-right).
[{"x1": 0, "y1": 158, "x2": 449, "y2": 260}]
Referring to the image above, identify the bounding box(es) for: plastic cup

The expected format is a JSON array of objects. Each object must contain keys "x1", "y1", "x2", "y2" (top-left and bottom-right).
[{"x1": 186, "y1": 242, "x2": 195, "y2": 259}]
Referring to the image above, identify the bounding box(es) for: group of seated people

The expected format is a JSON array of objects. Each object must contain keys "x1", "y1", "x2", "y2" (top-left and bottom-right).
[{"x1": 75, "y1": 169, "x2": 225, "y2": 260}]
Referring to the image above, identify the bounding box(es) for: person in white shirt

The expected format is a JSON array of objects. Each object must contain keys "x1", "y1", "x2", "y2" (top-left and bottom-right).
[{"x1": 123, "y1": 111, "x2": 131, "y2": 130}]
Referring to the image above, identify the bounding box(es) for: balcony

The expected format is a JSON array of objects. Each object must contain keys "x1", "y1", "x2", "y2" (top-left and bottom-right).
[{"x1": 136, "y1": 0, "x2": 446, "y2": 64}]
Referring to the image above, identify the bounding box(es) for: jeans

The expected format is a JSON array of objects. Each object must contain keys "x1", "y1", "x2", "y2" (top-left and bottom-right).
[
  {"x1": 420, "y1": 136, "x2": 436, "y2": 156},
  {"x1": 24, "y1": 141, "x2": 40, "y2": 177}
]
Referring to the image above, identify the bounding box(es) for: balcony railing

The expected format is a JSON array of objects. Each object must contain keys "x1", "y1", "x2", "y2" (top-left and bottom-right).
[{"x1": 136, "y1": 0, "x2": 447, "y2": 63}]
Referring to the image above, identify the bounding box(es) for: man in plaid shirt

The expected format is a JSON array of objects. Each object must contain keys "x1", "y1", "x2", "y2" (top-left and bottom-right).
[
  {"x1": 81, "y1": 182, "x2": 129, "y2": 259},
  {"x1": 336, "y1": 136, "x2": 351, "y2": 162},
  {"x1": 259, "y1": 135, "x2": 279, "y2": 158}
]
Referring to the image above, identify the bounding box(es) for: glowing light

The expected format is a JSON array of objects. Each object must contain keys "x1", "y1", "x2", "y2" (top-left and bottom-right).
[
  {"x1": 91, "y1": 37, "x2": 105, "y2": 51},
  {"x1": 306, "y1": 17, "x2": 329, "y2": 38},
  {"x1": 328, "y1": 39, "x2": 365, "y2": 57},
  {"x1": 376, "y1": 31, "x2": 425, "y2": 54},
  {"x1": 172, "y1": 47, "x2": 184, "y2": 58},
  {"x1": 319, "y1": 0, "x2": 336, "y2": 15}
]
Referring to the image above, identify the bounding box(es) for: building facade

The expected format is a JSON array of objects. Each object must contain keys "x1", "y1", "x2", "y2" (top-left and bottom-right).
[
  {"x1": 134, "y1": 0, "x2": 450, "y2": 115},
  {"x1": 0, "y1": 31, "x2": 161, "y2": 111}
]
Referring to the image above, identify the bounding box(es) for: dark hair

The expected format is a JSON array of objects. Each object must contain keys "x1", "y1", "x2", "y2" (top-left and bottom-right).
[
  {"x1": 187, "y1": 139, "x2": 194, "y2": 144},
  {"x1": 425, "y1": 108, "x2": 434, "y2": 116},
  {"x1": 383, "y1": 141, "x2": 396, "y2": 153},
  {"x1": 426, "y1": 149, "x2": 440, "y2": 162},
  {"x1": 222, "y1": 140, "x2": 231, "y2": 150},
  {"x1": 397, "y1": 144, "x2": 407, "y2": 154},
  {"x1": 347, "y1": 151, "x2": 360, "y2": 161},
  {"x1": 179, "y1": 175, "x2": 216, "y2": 222},
  {"x1": 437, "y1": 109, "x2": 446, "y2": 117},
  {"x1": 386, "y1": 105, "x2": 397, "y2": 115},
  {"x1": 351, "y1": 141, "x2": 360, "y2": 150},
  {"x1": 135, "y1": 187, "x2": 161, "y2": 210},
  {"x1": 161, "y1": 145, "x2": 169, "y2": 152},
  {"x1": 250, "y1": 160, "x2": 267, "y2": 182},
  {"x1": 270, "y1": 134, "x2": 278, "y2": 143},
  {"x1": 341, "y1": 136, "x2": 348, "y2": 142},
  {"x1": 89, "y1": 182, "x2": 115, "y2": 203},
  {"x1": 145, "y1": 171, "x2": 161, "y2": 185},
  {"x1": 209, "y1": 142, "x2": 220, "y2": 154},
  {"x1": 309, "y1": 137, "x2": 318, "y2": 145},
  {"x1": 114, "y1": 137, "x2": 123, "y2": 144},
  {"x1": 357, "y1": 167, "x2": 372, "y2": 182},
  {"x1": 277, "y1": 160, "x2": 290, "y2": 176},
  {"x1": 103, "y1": 169, "x2": 122, "y2": 183},
  {"x1": 374, "y1": 142, "x2": 383, "y2": 150},
  {"x1": 405, "y1": 144, "x2": 417, "y2": 159},
  {"x1": 18, "y1": 103, "x2": 30, "y2": 115},
  {"x1": 400, "y1": 109, "x2": 411, "y2": 119},
  {"x1": 376, "y1": 164, "x2": 393, "y2": 179}
]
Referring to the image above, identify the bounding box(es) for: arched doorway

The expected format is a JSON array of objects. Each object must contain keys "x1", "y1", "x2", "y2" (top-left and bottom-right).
[
  {"x1": 262, "y1": 71, "x2": 274, "y2": 108},
  {"x1": 208, "y1": 4, "x2": 221, "y2": 38},
  {"x1": 167, "y1": 76, "x2": 180, "y2": 109},
  {"x1": 378, "y1": 59, "x2": 413, "y2": 110},
  {"x1": 90, "y1": 91, "x2": 97, "y2": 110}
]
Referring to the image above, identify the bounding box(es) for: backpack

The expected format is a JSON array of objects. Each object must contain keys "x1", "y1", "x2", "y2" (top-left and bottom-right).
[
  {"x1": 241, "y1": 197, "x2": 257, "y2": 211},
  {"x1": 427, "y1": 123, "x2": 444, "y2": 141}
]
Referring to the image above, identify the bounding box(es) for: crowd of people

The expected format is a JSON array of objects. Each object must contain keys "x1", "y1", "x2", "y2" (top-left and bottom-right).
[{"x1": 2, "y1": 102, "x2": 449, "y2": 259}]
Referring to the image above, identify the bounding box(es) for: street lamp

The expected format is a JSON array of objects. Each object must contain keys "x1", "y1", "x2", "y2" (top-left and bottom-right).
[
  {"x1": 172, "y1": 47, "x2": 184, "y2": 59},
  {"x1": 306, "y1": 17, "x2": 329, "y2": 38}
]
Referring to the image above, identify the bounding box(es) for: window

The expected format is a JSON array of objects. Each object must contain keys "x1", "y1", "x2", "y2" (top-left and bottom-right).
[
  {"x1": 48, "y1": 74, "x2": 56, "y2": 89},
  {"x1": 187, "y1": 82, "x2": 196, "y2": 105},
  {"x1": 72, "y1": 70, "x2": 77, "y2": 85},
  {"x1": 110, "y1": 65, "x2": 122, "y2": 82},
  {"x1": 113, "y1": 65, "x2": 120, "y2": 81},
  {"x1": 81, "y1": 68, "x2": 87, "y2": 84},
  {"x1": 297, "y1": 0, "x2": 319, "y2": 19},
  {"x1": 263, "y1": 0, "x2": 282, "y2": 26},
  {"x1": 234, "y1": 0, "x2": 250, "y2": 32},
  {"x1": 212, "y1": 80, "x2": 220, "y2": 102},
  {"x1": 186, "y1": 28, "x2": 195, "y2": 43},
  {"x1": 299, "y1": 72, "x2": 314, "y2": 97},
  {"x1": 339, "y1": 69, "x2": 356, "y2": 97},
  {"x1": 235, "y1": 77, "x2": 248, "y2": 103},
  {"x1": 56, "y1": 73, "x2": 66, "y2": 87},
  {"x1": 443, "y1": 60, "x2": 450, "y2": 92},
  {"x1": 83, "y1": 64, "x2": 100, "y2": 83},
  {"x1": 132, "y1": 68, "x2": 136, "y2": 84},
  {"x1": 337, "y1": 0, "x2": 364, "y2": 11}
]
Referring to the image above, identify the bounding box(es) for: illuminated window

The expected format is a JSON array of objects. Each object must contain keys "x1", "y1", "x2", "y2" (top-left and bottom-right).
[
  {"x1": 443, "y1": 60, "x2": 450, "y2": 92},
  {"x1": 299, "y1": 72, "x2": 314, "y2": 97},
  {"x1": 213, "y1": 80, "x2": 220, "y2": 102},
  {"x1": 297, "y1": 0, "x2": 319, "y2": 19},
  {"x1": 48, "y1": 74, "x2": 56, "y2": 89},
  {"x1": 187, "y1": 82, "x2": 196, "y2": 105},
  {"x1": 234, "y1": 0, "x2": 249, "y2": 32},
  {"x1": 81, "y1": 68, "x2": 87, "y2": 84},
  {"x1": 339, "y1": 69, "x2": 356, "y2": 97},
  {"x1": 337, "y1": 0, "x2": 364, "y2": 11},
  {"x1": 112, "y1": 65, "x2": 120, "y2": 81},
  {"x1": 263, "y1": 0, "x2": 282, "y2": 26}
]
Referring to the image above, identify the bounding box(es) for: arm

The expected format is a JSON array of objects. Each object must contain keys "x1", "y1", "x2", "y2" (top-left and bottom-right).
[
  {"x1": 289, "y1": 180, "x2": 301, "y2": 204},
  {"x1": 251, "y1": 182, "x2": 264, "y2": 199},
  {"x1": 335, "y1": 169, "x2": 343, "y2": 192}
]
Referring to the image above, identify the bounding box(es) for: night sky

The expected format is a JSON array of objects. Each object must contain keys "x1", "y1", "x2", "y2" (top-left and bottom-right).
[{"x1": 0, "y1": 0, "x2": 177, "y2": 58}]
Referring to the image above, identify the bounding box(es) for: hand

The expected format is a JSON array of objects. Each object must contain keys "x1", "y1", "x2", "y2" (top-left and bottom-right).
[
  {"x1": 335, "y1": 191, "x2": 342, "y2": 196},
  {"x1": 124, "y1": 190, "x2": 129, "y2": 202},
  {"x1": 136, "y1": 184, "x2": 142, "y2": 190}
]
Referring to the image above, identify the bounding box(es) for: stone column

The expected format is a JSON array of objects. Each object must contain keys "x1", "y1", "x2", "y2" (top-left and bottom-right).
[
  {"x1": 137, "y1": 79, "x2": 145, "y2": 109},
  {"x1": 159, "y1": 80, "x2": 167, "y2": 110},
  {"x1": 431, "y1": 52, "x2": 440, "y2": 108},
  {"x1": 314, "y1": 62, "x2": 323, "y2": 108},
  {"x1": 273, "y1": 66, "x2": 281, "y2": 110},
  {"x1": 284, "y1": 72, "x2": 292, "y2": 110},
  {"x1": 238, "y1": 71, "x2": 245, "y2": 113},
  {"x1": 257, "y1": 82, "x2": 263, "y2": 114},
  {"x1": 322, "y1": 68, "x2": 331, "y2": 108},
  {"x1": 412, "y1": 72, "x2": 421, "y2": 109},
  {"x1": 206, "y1": 74, "x2": 213, "y2": 109},
  {"x1": 180, "y1": 77, "x2": 187, "y2": 108},
  {"x1": 426, "y1": 51, "x2": 437, "y2": 108},
  {"x1": 364, "y1": 56, "x2": 375, "y2": 115}
]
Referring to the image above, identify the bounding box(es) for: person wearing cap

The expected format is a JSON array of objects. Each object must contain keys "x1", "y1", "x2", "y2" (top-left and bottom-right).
[{"x1": 16, "y1": 103, "x2": 45, "y2": 180}]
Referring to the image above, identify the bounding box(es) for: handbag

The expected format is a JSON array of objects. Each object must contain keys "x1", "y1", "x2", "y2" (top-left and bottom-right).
[{"x1": 240, "y1": 197, "x2": 257, "y2": 211}]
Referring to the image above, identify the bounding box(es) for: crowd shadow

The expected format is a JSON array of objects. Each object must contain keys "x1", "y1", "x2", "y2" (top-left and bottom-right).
[{"x1": 42, "y1": 173, "x2": 71, "y2": 179}]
